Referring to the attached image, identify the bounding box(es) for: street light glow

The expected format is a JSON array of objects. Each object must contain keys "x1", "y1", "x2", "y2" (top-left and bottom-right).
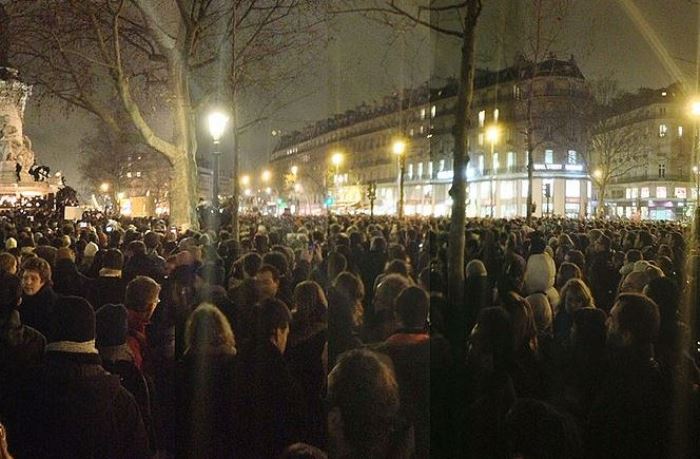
[
  {"x1": 593, "y1": 169, "x2": 603, "y2": 179},
  {"x1": 392, "y1": 139, "x2": 406, "y2": 156},
  {"x1": 331, "y1": 152, "x2": 343, "y2": 166},
  {"x1": 100, "y1": 182, "x2": 110, "y2": 193},
  {"x1": 290, "y1": 165, "x2": 299, "y2": 175},
  {"x1": 240, "y1": 175, "x2": 250, "y2": 186},
  {"x1": 486, "y1": 125, "x2": 500, "y2": 144},
  {"x1": 691, "y1": 99, "x2": 700, "y2": 117},
  {"x1": 207, "y1": 111, "x2": 229, "y2": 143},
  {"x1": 261, "y1": 170, "x2": 271, "y2": 182}
]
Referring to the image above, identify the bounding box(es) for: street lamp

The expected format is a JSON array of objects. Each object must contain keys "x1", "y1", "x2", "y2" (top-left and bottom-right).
[
  {"x1": 690, "y1": 99, "x2": 700, "y2": 228},
  {"x1": 261, "y1": 169, "x2": 271, "y2": 183},
  {"x1": 240, "y1": 174, "x2": 250, "y2": 187},
  {"x1": 486, "y1": 125, "x2": 500, "y2": 218},
  {"x1": 207, "y1": 111, "x2": 229, "y2": 210},
  {"x1": 392, "y1": 139, "x2": 407, "y2": 218},
  {"x1": 100, "y1": 182, "x2": 110, "y2": 193},
  {"x1": 290, "y1": 165, "x2": 299, "y2": 176}
]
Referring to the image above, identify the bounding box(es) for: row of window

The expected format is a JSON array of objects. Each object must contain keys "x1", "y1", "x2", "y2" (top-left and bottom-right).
[
  {"x1": 624, "y1": 186, "x2": 688, "y2": 200},
  {"x1": 469, "y1": 179, "x2": 586, "y2": 200}
]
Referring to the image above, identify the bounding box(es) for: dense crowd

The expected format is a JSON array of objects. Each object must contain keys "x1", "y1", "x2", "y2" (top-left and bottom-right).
[{"x1": 0, "y1": 210, "x2": 698, "y2": 458}]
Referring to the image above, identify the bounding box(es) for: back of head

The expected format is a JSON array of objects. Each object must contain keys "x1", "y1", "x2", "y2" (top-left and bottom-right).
[
  {"x1": 0, "y1": 252, "x2": 17, "y2": 275},
  {"x1": 612, "y1": 293, "x2": 660, "y2": 348},
  {"x1": 124, "y1": 275, "x2": 160, "y2": 312},
  {"x1": 293, "y1": 281, "x2": 327, "y2": 323},
  {"x1": 572, "y1": 307, "x2": 607, "y2": 352},
  {"x1": 95, "y1": 304, "x2": 128, "y2": 348},
  {"x1": 471, "y1": 307, "x2": 514, "y2": 373},
  {"x1": 466, "y1": 259, "x2": 487, "y2": 278},
  {"x1": 47, "y1": 296, "x2": 96, "y2": 344},
  {"x1": 241, "y1": 252, "x2": 262, "y2": 278},
  {"x1": 256, "y1": 297, "x2": 291, "y2": 341},
  {"x1": 644, "y1": 276, "x2": 679, "y2": 321},
  {"x1": 384, "y1": 258, "x2": 408, "y2": 277},
  {"x1": 55, "y1": 247, "x2": 75, "y2": 263},
  {"x1": 374, "y1": 273, "x2": 410, "y2": 313},
  {"x1": 263, "y1": 250, "x2": 289, "y2": 276},
  {"x1": 332, "y1": 272, "x2": 365, "y2": 304},
  {"x1": 185, "y1": 303, "x2": 235, "y2": 355},
  {"x1": 395, "y1": 286, "x2": 428, "y2": 329},
  {"x1": 143, "y1": 231, "x2": 160, "y2": 250},
  {"x1": 127, "y1": 240, "x2": 147, "y2": 256},
  {"x1": 525, "y1": 293, "x2": 553, "y2": 336},
  {"x1": 328, "y1": 349, "x2": 400, "y2": 457},
  {"x1": 102, "y1": 249, "x2": 124, "y2": 271}
]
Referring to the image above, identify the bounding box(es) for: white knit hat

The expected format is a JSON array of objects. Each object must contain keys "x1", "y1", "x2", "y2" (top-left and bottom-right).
[
  {"x1": 5, "y1": 237, "x2": 17, "y2": 250},
  {"x1": 84, "y1": 241, "x2": 99, "y2": 258}
]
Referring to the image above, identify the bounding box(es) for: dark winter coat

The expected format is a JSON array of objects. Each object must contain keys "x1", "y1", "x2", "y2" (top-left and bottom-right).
[
  {"x1": 2, "y1": 352, "x2": 150, "y2": 458},
  {"x1": 123, "y1": 252, "x2": 165, "y2": 284},
  {"x1": 20, "y1": 284, "x2": 58, "y2": 338},
  {"x1": 52, "y1": 258, "x2": 91, "y2": 299},
  {"x1": 177, "y1": 351, "x2": 239, "y2": 458},
  {"x1": 0, "y1": 309, "x2": 45, "y2": 386}
]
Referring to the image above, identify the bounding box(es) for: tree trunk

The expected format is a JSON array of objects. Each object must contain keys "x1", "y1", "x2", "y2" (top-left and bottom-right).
[
  {"x1": 231, "y1": 132, "x2": 240, "y2": 242},
  {"x1": 447, "y1": 2, "x2": 481, "y2": 310},
  {"x1": 597, "y1": 182, "x2": 607, "y2": 217},
  {"x1": 170, "y1": 151, "x2": 199, "y2": 230}
]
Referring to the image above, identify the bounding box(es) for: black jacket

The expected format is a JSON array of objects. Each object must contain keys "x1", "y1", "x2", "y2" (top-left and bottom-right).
[
  {"x1": 20, "y1": 284, "x2": 58, "y2": 338},
  {"x1": 88, "y1": 276, "x2": 127, "y2": 310},
  {"x1": 2, "y1": 352, "x2": 150, "y2": 458},
  {"x1": 123, "y1": 253, "x2": 165, "y2": 284},
  {"x1": 53, "y1": 259, "x2": 91, "y2": 299}
]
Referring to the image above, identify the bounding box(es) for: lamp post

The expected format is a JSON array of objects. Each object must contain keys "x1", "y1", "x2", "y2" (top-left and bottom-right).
[
  {"x1": 486, "y1": 125, "x2": 500, "y2": 218},
  {"x1": 690, "y1": 99, "x2": 700, "y2": 236},
  {"x1": 331, "y1": 152, "x2": 343, "y2": 204},
  {"x1": 392, "y1": 139, "x2": 406, "y2": 218},
  {"x1": 207, "y1": 111, "x2": 229, "y2": 213}
]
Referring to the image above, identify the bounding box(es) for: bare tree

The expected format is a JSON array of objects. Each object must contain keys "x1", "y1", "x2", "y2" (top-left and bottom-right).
[
  {"x1": 7, "y1": 0, "x2": 322, "y2": 228},
  {"x1": 332, "y1": 0, "x2": 483, "y2": 309},
  {"x1": 584, "y1": 117, "x2": 644, "y2": 216}
]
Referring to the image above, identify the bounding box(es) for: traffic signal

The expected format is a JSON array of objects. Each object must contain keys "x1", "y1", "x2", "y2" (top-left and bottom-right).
[
  {"x1": 543, "y1": 183, "x2": 551, "y2": 199},
  {"x1": 324, "y1": 196, "x2": 334, "y2": 207}
]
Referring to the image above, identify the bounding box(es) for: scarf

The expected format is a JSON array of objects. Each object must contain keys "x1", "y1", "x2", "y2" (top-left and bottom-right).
[{"x1": 45, "y1": 339, "x2": 99, "y2": 354}]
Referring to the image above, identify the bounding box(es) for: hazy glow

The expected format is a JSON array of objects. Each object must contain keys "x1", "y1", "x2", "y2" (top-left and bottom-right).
[
  {"x1": 486, "y1": 125, "x2": 500, "y2": 144},
  {"x1": 207, "y1": 111, "x2": 229, "y2": 142},
  {"x1": 392, "y1": 140, "x2": 406, "y2": 156}
]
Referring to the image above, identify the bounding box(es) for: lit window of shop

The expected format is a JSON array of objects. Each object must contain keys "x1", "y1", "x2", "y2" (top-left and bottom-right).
[
  {"x1": 478, "y1": 110, "x2": 485, "y2": 127},
  {"x1": 545, "y1": 149, "x2": 554, "y2": 164},
  {"x1": 656, "y1": 186, "x2": 667, "y2": 198},
  {"x1": 566, "y1": 180, "x2": 580, "y2": 197},
  {"x1": 658, "y1": 124, "x2": 668, "y2": 137},
  {"x1": 640, "y1": 187, "x2": 649, "y2": 198},
  {"x1": 675, "y1": 187, "x2": 686, "y2": 199}
]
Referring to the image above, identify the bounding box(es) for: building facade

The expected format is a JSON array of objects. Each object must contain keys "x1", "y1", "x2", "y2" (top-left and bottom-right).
[
  {"x1": 592, "y1": 84, "x2": 695, "y2": 221},
  {"x1": 270, "y1": 57, "x2": 593, "y2": 217}
]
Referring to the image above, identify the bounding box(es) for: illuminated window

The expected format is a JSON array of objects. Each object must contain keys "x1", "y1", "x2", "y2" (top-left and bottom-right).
[
  {"x1": 566, "y1": 180, "x2": 580, "y2": 198},
  {"x1": 678, "y1": 126, "x2": 683, "y2": 137},
  {"x1": 507, "y1": 151, "x2": 516, "y2": 169},
  {"x1": 407, "y1": 164, "x2": 413, "y2": 180},
  {"x1": 126, "y1": 172, "x2": 133, "y2": 178},
  {"x1": 675, "y1": 187, "x2": 687, "y2": 199},
  {"x1": 545, "y1": 149, "x2": 554, "y2": 164},
  {"x1": 136, "y1": 171, "x2": 142, "y2": 178},
  {"x1": 521, "y1": 180, "x2": 529, "y2": 198},
  {"x1": 478, "y1": 110, "x2": 485, "y2": 127},
  {"x1": 567, "y1": 150, "x2": 577, "y2": 164},
  {"x1": 420, "y1": 108, "x2": 426, "y2": 120},
  {"x1": 659, "y1": 124, "x2": 668, "y2": 137},
  {"x1": 656, "y1": 187, "x2": 666, "y2": 198},
  {"x1": 641, "y1": 187, "x2": 649, "y2": 198},
  {"x1": 494, "y1": 108, "x2": 500, "y2": 122},
  {"x1": 439, "y1": 159, "x2": 445, "y2": 171},
  {"x1": 477, "y1": 155, "x2": 484, "y2": 174},
  {"x1": 417, "y1": 162, "x2": 423, "y2": 178},
  {"x1": 478, "y1": 133, "x2": 484, "y2": 146},
  {"x1": 501, "y1": 180, "x2": 514, "y2": 199},
  {"x1": 428, "y1": 161, "x2": 433, "y2": 177},
  {"x1": 631, "y1": 188, "x2": 638, "y2": 199},
  {"x1": 430, "y1": 105, "x2": 436, "y2": 118},
  {"x1": 480, "y1": 181, "x2": 490, "y2": 198},
  {"x1": 493, "y1": 152, "x2": 500, "y2": 171}
]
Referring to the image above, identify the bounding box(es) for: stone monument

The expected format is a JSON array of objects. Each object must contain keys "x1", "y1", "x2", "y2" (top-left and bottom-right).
[{"x1": 0, "y1": 4, "x2": 60, "y2": 202}]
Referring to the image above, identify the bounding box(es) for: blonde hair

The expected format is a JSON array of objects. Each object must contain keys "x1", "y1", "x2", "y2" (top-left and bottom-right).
[
  {"x1": 185, "y1": 303, "x2": 236, "y2": 355},
  {"x1": 560, "y1": 278, "x2": 595, "y2": 314}
]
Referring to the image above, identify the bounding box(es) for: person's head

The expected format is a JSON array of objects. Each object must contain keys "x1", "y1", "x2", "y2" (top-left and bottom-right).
[
  {"x1": 256, "y1": 297, "x2": 292, "y2": 353},
  {"x1": 501, "y1": 292, "x2": 538, "y2": 352},
  {"x1": 55, "y1": 247, "x2": 76, "y2": 263},
  {"x1": 620, "y1": 270, "x2": 649, "y2": 294},
  {"x1": 395, "y1": 286, "x2": 429, "y2": 329},
  {"x1": 293, "y1": 281, "x2": 328, "y2": 325},
  {"x1": 571, "y1": 307, "x2": 607, "y2": 353},
  {"x1": 0, "y1": 252, "x2": 17, "y2": 275},
  {"x1": 102, "y1": 248, "x2": 124, "y2": 271},
  {"x1": 21, "y1": 256, "x2": 52, "y2": 296},
  {"x1": 327, "y1": 251, "x2": 348, "y2": 280},
  {"x1": 95, "y1": 303, "x2": 128, "y2": 349},
  {"x1": 327, "y1": 349, "x2": 400, "y2": 458},
  {"x1": 560, "y1": 278, "x2": 595, "y2": 315},
  {"x1": 643, "y1": 276, "x2": 680, "y2": 324},
  {"x1": 564, "y1": 249, "x2": 585, "y2": 271},
  {"x1": 124, "y1": 275, "x2": 161, "y2": 322},
  {"x1": 241, "y1": 252, "x2": 262, "y2": 278},
  {"x1": 0, "y1": 273, "x2": 22, "y2": 313},
  {"x1": 556, "y1": 261, "x2": 582, "y2": 289},
  {"x1": 525, "y1": 293, "x2": 553, "y2": 336},
  {"x1": 263, "y1": 250, "x2": 290, "y2": 277},
  {"x1": 466, "y1": 259, "x2": 487, "y2": 278},
  {"x1": 256, "y1": 264, "x2": 280, "y2": 300},
  {"x1": 47, "y1": 296, "x2": 95, "y2": 345},
  {"x1": 143, "y1": 231, "x2": 160, "y2": 251},
  {"x1": 127, "y1": 240, "x2": 147, "y2": 257},
  {"x1": 185, "y1": 303, "x2": 236, "y2": 356},
  {"x1": 625, "y1": 249, "x2": 642, "y2": 264},
  {"x1": 608, "y1": 293, "x2": 660, "y2": 351},
  {"x1": 374, "y1": 273, "x2": 410, "y2": 314}
]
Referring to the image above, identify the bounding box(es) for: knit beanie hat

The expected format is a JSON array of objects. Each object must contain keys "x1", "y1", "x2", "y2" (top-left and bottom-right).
[
  {"x1": 95, "y1": 304, "x2": 128, "y2": 347},
  {"x1": 47, "y1": 296, "x2": 96, "y2": 344},
  {"x1": 84, "y1": 241, "x2": 99, "y2": 258},
  {"x1": 5, "y1": 237, "x2": 16, "y2": 250}
]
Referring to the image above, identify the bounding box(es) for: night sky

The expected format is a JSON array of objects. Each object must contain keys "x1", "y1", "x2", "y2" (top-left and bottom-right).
[{"x1": 21, "y1": 0, "x2": 698, "y2": 196}]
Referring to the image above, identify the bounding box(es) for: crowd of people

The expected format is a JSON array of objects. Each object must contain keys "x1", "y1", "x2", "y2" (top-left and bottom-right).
[{"x1": 0, "y1": 209, "x2": 698, "y2": 458}]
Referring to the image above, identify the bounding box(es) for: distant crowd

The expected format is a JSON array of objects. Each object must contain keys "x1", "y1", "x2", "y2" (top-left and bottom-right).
[{"x1": 0, "y1": 211, "x2": 698, "y2": 458}]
